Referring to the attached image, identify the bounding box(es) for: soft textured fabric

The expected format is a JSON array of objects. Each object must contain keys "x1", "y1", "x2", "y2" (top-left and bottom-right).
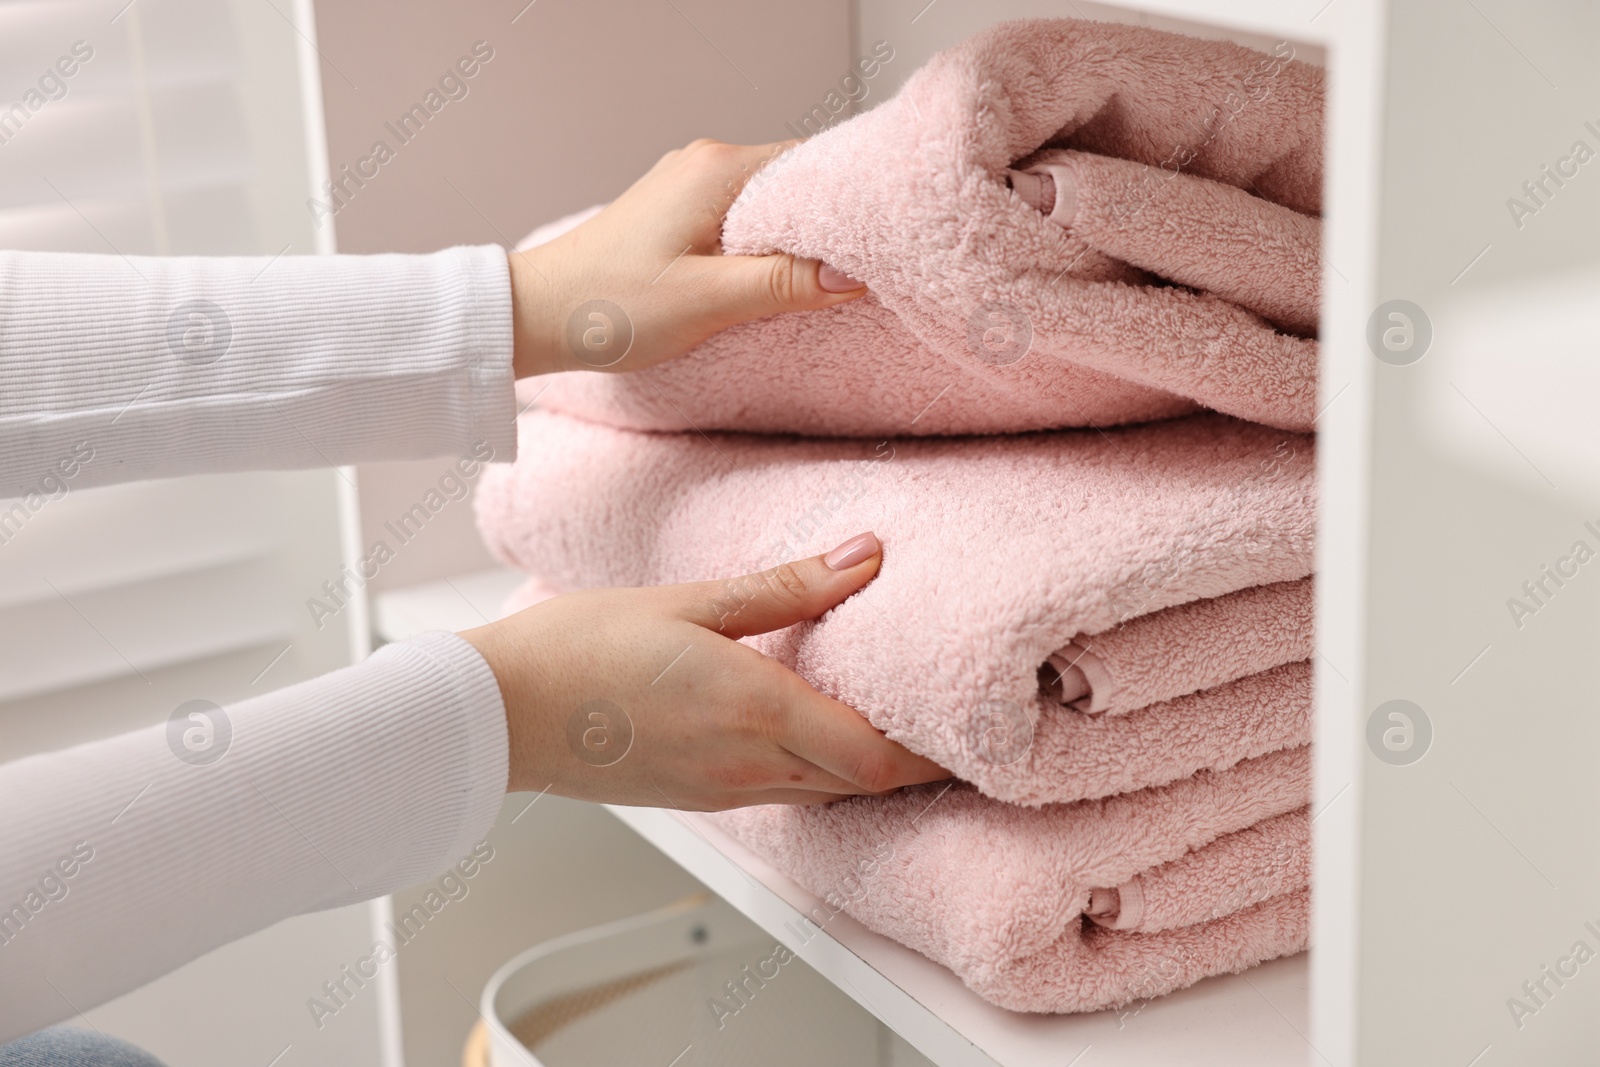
[
  {"x1": 1044, "y1": 576, "x2": 1312, "y2": 715},
  {"x1": 0, "y1": 245, "x2": 516, "y2": 495},
  {"x1": 507, "y1": 571, "x2": 1313, "y2": 722},
  {"x1": 501, "y1": 566, "x2": 1309, "y2": 803},
  {"x1": 1086, "y1": 807, "x2": 1309, "y2": 933},
  {"x1": 1, "y1": 247, "x2": 518, "y2": 1041},
  {"x1": 1013, "y1": 149, "x2": 1320, "y2": 334},
  {"x1": 710, "y1": 745, "x2": 1311, "y2": 1013},
  {"x1": 527, "y1": 19, "x2": 1323, "y2": 437},
  {"x1": 477, "y1": 408, "x2": 1315, "y2": 805},
  {"x1": 0, "y1": 1027, "x2": 168, "y2": 1067}
]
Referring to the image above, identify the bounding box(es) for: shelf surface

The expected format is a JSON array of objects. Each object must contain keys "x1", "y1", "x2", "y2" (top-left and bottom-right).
[{"x1": 608, "y1": 805, "x2": 1312, "y2": 1067}]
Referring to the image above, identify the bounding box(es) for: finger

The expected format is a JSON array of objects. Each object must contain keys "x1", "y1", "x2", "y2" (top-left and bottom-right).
[
  {"x1": 700, "y1": 251, "x2": 867, "y2": 320},
  {"x1": 764, "y1": 748, "x2": 899, "y2": 797},
  {"x1": 770, "y1": 669, "x2": 951, "y2": 793},
  {"x1": 670, "y1": 139, "x2": 796, "y2": 223},
  {"x1": 670, "y1": 531, "x2": 882, "y2": 639},
  {"x1": 1019, "y1": 149, "x2": 1320, "y2": 333},
  {"x1": 672, "y1": 139, "x2": 864, "y2": 318},
  {"x1": 658, "y1": 784, "x2": 858, "y2": 812},
  {"x1": 733, "y1": 787, "x2": 862, "y2": 808}
]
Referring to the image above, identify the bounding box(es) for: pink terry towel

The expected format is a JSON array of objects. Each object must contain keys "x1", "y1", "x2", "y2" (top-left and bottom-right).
[
  {"x1": 476, "y1": 409, "x2": 1315, "y2": 806},
  {"x1": 1045, "y1": 576, "x2": 1312, "y2": 715},
  {"x1": 709, "y1": 746, "x2": 1312, "y2": 1013},
  {"x1": 526, "y1": 18, "x2": 1323, "y2": 438},
  {"x1": 1086, "y1": 808, "x2": 1310, "y2": 934}
]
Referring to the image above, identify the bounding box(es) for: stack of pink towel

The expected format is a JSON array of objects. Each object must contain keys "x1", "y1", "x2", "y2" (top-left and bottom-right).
[
  {"x1": 480, "y1": 18, "x2": 1322, "y2": 1014},
  {"x1": 530, "y1": 18, "x2": 1321, "y2": 436}
]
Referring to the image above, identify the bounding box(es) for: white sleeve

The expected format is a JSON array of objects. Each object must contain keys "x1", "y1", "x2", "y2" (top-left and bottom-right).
[
  {"x1": 0, "y1": 630, "x2": 510, "y2": 1043},
  {"x1": 0, "y1": 245, "x2": 517, "y2": 496},
  {"x1": 0, "y1": 248, "x2": 516, "y2": 1038}
]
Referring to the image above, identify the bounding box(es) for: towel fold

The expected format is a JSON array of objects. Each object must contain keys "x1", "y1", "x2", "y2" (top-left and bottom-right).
[
  {"x1": 476, "y1": 409, "x2": 1315, "y2": 805},
  {"x1": 1012, "y1": 149, "x2": 1321, "y2": 334},
  {"x1": 528, "y1": 18, "x2": 1323, "y2": 438},
  {"x1": 1044, "y1": 576, "x2": 1312, "y2": 715},
  {"x1": 709, "y1": 745, "x2": 1311, "y2": 1013},
  {"x1": 1086, "y1": 807, "x2": 1309, "y2": 933}
]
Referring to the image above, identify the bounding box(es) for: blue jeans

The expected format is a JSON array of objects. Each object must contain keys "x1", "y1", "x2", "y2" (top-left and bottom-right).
[{"x1": 0, "y1": 1028, "x2": 166, "y2": 1067}]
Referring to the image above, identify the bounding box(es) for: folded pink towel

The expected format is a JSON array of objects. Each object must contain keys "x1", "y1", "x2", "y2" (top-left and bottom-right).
[
  {"x1": 1086, "y1": 808, "x2": 1309, "y2": 934},
  {"x1": 1044, "y1": 576, "x2": 1312, "y2": 714},
  {"x1": 1011, "y1": 148, "x2": 1321, "y2": 334},
  {"x1": 709, "y1": 745, "x2": 1312, "y2": 1013},
  {"x1": 500, "y1": 570, "x2": 1316, "y2": 966},
  {"x1": 501, "y1": 568, "x2": 1314, "y2": 722},
  {"x1": 477, "y1": 409, "x2": 1315, "y2": 804},
  {"x1": 528, "y1": 18, "x2": 1323, "y2": 438}
]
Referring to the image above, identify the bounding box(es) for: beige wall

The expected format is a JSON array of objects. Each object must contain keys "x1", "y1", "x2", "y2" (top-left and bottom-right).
[{"x1": 312, "y1": 0, "x2": 853, "y2": 592}]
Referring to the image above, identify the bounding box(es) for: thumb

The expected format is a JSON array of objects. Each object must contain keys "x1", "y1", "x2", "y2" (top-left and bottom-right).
[
  {"x1": 712, "y1": 252, "x2": 867, "y2": 321},
  {"x1": 672, "y1": 531, "x2": 882, "y2": 639}
]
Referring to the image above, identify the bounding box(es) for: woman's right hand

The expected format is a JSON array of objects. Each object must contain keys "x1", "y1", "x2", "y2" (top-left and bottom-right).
[
  {"x1": 507, "y1": 138, "x2": 866, "y2": 379},
  {"x1": 460, "y1": 532, "x2": 950, "y2": 810}
]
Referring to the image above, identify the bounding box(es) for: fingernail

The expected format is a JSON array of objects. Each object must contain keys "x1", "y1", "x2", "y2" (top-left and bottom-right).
[
  {"x1": 824, "y1": 531, "x2": 880, "y2": 570},
  {"x1": 818, "y1": 263, "x2": 864, "y2": 293}
]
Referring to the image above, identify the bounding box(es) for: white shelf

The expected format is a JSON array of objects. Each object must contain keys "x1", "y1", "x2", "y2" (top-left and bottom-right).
[{"x1": 607, "y1": 806, "x2": 1311, "y2": 1067}]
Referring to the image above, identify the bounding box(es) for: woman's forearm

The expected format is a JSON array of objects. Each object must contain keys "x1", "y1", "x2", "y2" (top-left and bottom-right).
[{"x1": 0, "y1": 630, "x2": 508, "y2": 1043}]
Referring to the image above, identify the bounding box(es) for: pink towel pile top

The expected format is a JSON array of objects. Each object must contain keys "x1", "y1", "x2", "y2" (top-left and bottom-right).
[
  {"x1": 481, "y1": 18, "x2": 1322, "y2": 1015},
  {"x1": 528, "y1": 17, "x2": 1323, "y2": 437}
]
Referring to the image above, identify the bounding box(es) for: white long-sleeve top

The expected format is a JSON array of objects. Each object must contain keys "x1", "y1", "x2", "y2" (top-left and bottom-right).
[{"x1": 0, "y1": 246, "x2": 517, "y2": 1042}]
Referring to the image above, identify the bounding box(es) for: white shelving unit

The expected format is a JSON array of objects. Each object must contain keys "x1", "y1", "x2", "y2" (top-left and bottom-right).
[
  {"x1": 370, "y1": 15, "x2": 1359, "y2": 1064},
  {"x1": 374, "y1": 1, "x2": 1600, "y2": 1063}
]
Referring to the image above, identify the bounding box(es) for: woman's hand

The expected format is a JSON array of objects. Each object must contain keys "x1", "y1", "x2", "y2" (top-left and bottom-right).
[
  {"x1": 460, "y1": 532, "x2": 949, "y2": 810},
  {"x1": 507, "y1": 138, "x2": 865, "y2": 377}
]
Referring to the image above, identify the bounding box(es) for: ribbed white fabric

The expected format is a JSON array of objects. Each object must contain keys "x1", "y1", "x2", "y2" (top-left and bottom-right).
[
  {"x1": 0, "y1": 632, "x2": 509, "y2": 1042},
  {"x1": 0, "y1": 245, "x2": 517, "y2": 495},
  {"x1": 0, "y1": 248, "x2": 516, "y2": 1041}
]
